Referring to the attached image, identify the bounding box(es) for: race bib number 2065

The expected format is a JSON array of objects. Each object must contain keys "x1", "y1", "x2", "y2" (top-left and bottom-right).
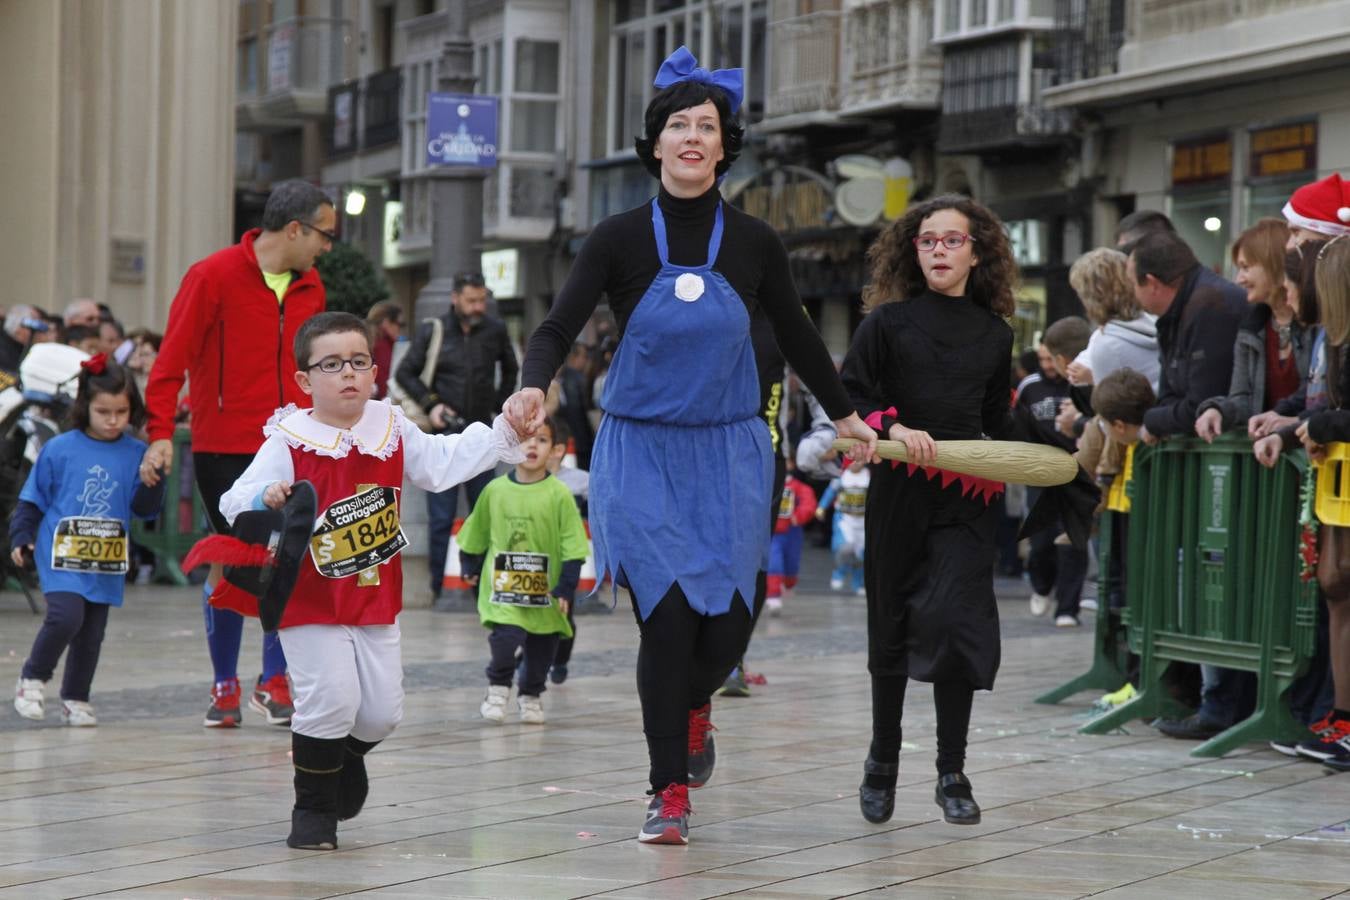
[{"x1": 309, "y1": 487, "x2": 407, "y2": 578}]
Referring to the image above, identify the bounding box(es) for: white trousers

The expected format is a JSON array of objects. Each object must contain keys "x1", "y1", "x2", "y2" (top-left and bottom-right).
[{"x1": 279, "y1": 622, "x2": 404, "y2": 741}]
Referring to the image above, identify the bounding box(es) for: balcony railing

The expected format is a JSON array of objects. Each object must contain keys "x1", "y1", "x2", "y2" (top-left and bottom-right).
[
  {"x1": 765, "y1": 9, "x2": 843, "y2": 119},
  {"x1": 1053, "y1": 0, "x2": 1125, "y2": 83},
  {"x1": 840, "y1": 0, "x2": 942, "y2": 113},
  {"x1": 938, "y1": 68, "x2": 1070, "y2": 152}
]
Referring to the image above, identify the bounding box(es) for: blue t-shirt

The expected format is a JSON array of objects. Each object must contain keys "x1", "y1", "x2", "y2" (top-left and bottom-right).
[{"x1": 18, "y1": 430, "x2": 148, "y2": 606}]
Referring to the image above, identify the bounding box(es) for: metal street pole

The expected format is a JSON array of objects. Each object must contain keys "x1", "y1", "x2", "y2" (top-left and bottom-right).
[{"x1": 414, "y1": 5, "x2": 487, "y2": 321}]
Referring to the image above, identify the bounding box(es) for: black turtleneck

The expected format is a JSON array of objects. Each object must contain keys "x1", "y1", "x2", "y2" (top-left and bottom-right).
[{"x1": 522, "y1": 184, "x2": 852, "y2": 420}]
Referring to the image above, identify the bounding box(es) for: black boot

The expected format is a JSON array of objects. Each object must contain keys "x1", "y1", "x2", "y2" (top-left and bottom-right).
[
  {"x1": 288, "y1": 733, "x2": 345, "y2": 850},
  {"x1": 338, "y1": 737, "x2": 379, "y2": 821},
  {"x1": 859, "y1": 756, "x2": 898, "y2": 824},
  {"x1": 934, "y1": 772, "x2": 981, "y2": 825}
]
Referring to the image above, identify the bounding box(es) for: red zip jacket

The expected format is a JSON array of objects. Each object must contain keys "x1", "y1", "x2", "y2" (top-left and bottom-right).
[
  {"x1": 145, "y1": 230, "x2": 325, "y2": 452},
  {"x1": 774, "y1": 475, "x2": 818, "y2": 534}
]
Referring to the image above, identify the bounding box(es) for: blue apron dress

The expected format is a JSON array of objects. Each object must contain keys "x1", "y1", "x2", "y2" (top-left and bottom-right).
[{"x1": 590, "y1": 199, "x2": 772, "y2": 621}]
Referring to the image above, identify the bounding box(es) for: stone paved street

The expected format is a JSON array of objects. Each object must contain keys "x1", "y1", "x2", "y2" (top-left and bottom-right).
[{"x1": 1, "y1": 546, "x2": 1348, "y2": 899}]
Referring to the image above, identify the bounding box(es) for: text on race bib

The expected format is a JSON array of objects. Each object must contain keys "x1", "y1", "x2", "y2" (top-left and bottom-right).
[
  {"x1": 838, "y1": 489, "x2": 867, "y2": 514},
  {"x1": 309, "y1": 486, "x2": 407, "y2": 578},
  {"x1": 490, "y1": 552, "x2": 552, "y2": 606},
  {"x1": 52, "y1": 517, "x2": 128, "y2": 574}
]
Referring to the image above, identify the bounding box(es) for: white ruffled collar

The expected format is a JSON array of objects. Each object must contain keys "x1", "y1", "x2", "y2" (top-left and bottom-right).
[{"x1": 264, "y1": 400, "x2": 403, "y2": 460}]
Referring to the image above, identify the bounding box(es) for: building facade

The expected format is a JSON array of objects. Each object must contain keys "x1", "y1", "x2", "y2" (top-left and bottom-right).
[
  {"x1": 0, "y1": 0, "x2": 236, "y2": 332},
  {"x1": 1045, "y1": 0, "x2": 1350, "y2": 273}
]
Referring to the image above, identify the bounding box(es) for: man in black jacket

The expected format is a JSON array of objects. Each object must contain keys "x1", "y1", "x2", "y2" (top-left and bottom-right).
[
  {"x1": 1128, "y1": 231, "x2": 1249, "y2": 741},
  {"x1": 1129, "y1": 232, "x2": 1245, "y2": 442},
  {"x1": 395, "y1": 272, "x2": 519, "y2": 601}
]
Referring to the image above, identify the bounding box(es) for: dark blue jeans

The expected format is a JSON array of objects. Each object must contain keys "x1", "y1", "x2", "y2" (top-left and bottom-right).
[
  {"x1": 22, "y1": 591, "x2": 110, "y2": 702},
  {"x1": 426, "y1": 467, "x2": 495, "y2": 595}
]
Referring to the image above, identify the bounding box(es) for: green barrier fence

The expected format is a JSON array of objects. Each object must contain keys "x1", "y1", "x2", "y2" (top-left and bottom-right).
[
  {"x1": 132, "y1": 428, "x2": 207, "y2": 586},
  {"x1": 1041, "y1": 434, "x2": 1319, "y2": 757}
]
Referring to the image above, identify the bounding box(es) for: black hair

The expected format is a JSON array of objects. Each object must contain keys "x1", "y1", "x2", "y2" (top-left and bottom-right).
[
  {"x1": 64, "y1": 325, "x2": 99, "y2": 347},
  {"x1": 68, "y1": 358, "x2": 145, "y2": 433},
  {"x1": 534, "y1": 414, "x2": 557, "y2": 446},
  {"x1": 293, "y1": 311, "x2": 372, "y2": 371},
  {"x1": 1018, "y1": 348, "x2": 1040, "y2": 378},
  {"x1": 261, "y1": 179, "x2": 334, "y2": 232},
  {"x1": 1116, "y1": 209, "x2": 1176, "y2": 254},
  {"x1": 634, "y1": 80, "x2": 744, "y2": 180},
  {"x1": 1286, "y1": 240, "x2": 1326, "y2": 327},
  {"x1": 550, "y1": 416, "x2": 571, "y2": 447},
  {"x1": 453, "y1": 271, "x2": 486, "y2": 293},
  {"x1": 1130, "y1": 230, "x2": 1199, "y2": 287}
]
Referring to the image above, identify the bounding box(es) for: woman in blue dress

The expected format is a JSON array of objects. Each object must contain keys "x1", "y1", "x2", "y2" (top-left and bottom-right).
[{"x1": 504, "y1": 47, "x2": 876, "y2": 845}]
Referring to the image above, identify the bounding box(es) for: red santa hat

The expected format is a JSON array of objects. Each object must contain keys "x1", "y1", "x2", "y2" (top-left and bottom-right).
[{"x1": 1282, "y1": 172, "x2": 1350, "y2": 237}]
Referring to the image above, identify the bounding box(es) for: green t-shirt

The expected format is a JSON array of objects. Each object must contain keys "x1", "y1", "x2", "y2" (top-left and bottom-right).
[
  {"x1": 261, "y1": 268, "x2": 292, "y2": 304},
  {"x1": 456, "y1": 472, "x2": 589, "y2": 636}
]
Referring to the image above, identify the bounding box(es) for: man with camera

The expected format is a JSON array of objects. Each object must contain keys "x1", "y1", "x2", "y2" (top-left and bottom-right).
[{"x1": 396, "y1": 272, "x2": 519, "y2": 604}]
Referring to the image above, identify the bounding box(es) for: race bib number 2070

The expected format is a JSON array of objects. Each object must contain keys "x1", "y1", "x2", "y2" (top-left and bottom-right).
[
  {"x1": 52, "y1": 517, "x2": 129, "y2": 573},
  {"x1": 309, "y1": 487, "x2": 407, "y2": 578}
]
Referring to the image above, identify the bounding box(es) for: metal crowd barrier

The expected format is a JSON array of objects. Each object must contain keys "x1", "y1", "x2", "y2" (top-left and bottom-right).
[{"x1": 1041, "y1": 434, "x2": 1318, "y2": 758}]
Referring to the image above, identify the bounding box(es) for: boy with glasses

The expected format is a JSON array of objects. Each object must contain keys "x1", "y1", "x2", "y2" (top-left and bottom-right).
[{"x1": 218, "y1": 311, "x2": 524, "y2": 850}]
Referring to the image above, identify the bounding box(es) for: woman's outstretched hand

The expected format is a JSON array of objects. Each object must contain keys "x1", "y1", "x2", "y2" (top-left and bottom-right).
[
  {"x1": 502, "y1": 387, "x2": 547, "y2": 437},
  {"x1": 833, "y1": 413, "x2": 879, "y2": 464}
]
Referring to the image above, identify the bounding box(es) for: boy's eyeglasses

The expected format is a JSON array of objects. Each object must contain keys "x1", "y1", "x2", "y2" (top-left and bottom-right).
[
  {"x1": 307, "y1": 354, "x2": 373, "y2": 374},
  {"x1": 913, "y1": 233, "x2": 975, "y2": 252}
]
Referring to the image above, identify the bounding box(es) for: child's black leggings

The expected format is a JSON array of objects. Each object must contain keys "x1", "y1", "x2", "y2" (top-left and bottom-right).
[
  {"x1": 869, "y1": 674, "x2": 976, "y2": 776},
  {"x1": 22, "y1": 592, "x2": 109, "y2": 702},
  {"x1": 632, "y1": 578, "x2": 759, "y2": 791}
]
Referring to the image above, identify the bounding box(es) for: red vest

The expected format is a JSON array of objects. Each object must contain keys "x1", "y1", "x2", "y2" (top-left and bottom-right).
[{"x1": 279, "y1": 442, "x2": 406, "y2": 628}]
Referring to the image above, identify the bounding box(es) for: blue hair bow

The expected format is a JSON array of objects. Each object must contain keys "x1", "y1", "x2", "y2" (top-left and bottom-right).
[{"x1": 653, "y1": 46, "x2": 744, "y2": 114}]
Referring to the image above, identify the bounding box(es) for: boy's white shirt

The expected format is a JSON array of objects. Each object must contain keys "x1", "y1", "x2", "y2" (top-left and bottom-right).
[{"x1": 219, "y1": 399, "x2": 524, "y2": 526}]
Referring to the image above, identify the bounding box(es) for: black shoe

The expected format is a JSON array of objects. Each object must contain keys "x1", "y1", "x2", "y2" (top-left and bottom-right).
[
  {"x1": 550, "y1": 664, "x2": 568, "y2": 685},
  {"x1": 1155, "y1": 712, "x2": 1226, "y2": 741},
  {"x1": 934, "y1": 772, "x2": 981, "y2": 825},
  {"x1": 859, "y1": 756, "x2": 898, "y2": 824},
  {"x1": 287, "y1": 808, "x2": 337, "y2": 850}
]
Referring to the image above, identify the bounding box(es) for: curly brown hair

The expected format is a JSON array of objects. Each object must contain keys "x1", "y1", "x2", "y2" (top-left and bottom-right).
[{"x1": 862, "y1": 194, "x2": 1018, "y2": 316}]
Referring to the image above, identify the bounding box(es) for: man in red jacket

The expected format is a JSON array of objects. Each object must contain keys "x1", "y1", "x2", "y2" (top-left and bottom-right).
[{"x1": 144, "y1": 180, "x2": 332, "y2": 729}]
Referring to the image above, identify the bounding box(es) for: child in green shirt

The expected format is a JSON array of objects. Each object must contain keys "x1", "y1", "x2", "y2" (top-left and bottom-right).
[{"x1": 459, "y1": 416, "x2": 589, "y2": 725}]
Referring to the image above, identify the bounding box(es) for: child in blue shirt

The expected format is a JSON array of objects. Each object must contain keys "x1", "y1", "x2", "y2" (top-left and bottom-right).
[{"x1": 10, "y1": 355, "x2": 165, "y2": 725}]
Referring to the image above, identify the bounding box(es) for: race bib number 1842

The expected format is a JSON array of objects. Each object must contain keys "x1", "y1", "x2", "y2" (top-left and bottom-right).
[{"x1": 309, "y1": 486, "x2": 407, "y2": 578}]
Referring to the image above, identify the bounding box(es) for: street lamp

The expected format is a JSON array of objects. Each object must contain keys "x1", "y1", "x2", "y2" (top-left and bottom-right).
[{"x1": 345, "y1": 188, "x2": 367, "y2": 217}]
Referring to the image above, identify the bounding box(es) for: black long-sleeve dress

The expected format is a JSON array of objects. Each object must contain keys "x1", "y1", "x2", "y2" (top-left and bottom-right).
[{"x1": 840, "y1": 290, "x2": 1018, "y2": 690}]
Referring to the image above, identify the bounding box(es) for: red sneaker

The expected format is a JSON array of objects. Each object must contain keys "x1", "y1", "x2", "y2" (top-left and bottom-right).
[
  {"x1": 687, "y1": 703, "x2": 717, "y2": 788},
  {"x1": 250, "y1": 673, "x2": 294, "y2": 726},
  {"x1": 638, "y1": 783, "x2": 691, "y2": 844},
  {"x1": 204, "y1": 678, "x2": 241, "y2": 728}
]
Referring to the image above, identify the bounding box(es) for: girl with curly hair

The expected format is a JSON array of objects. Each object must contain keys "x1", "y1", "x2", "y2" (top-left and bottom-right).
[{"x1": 842, "y1": 194, "x2": 1023, "y2": 828}]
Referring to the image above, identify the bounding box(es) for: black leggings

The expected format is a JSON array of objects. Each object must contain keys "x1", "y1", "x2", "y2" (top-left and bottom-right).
[
  {"x1": 632, "y1": 579, "x2": 759, "y2": 790},
  {"x1": 870, "y1": 675, "x2": 975, "y2": 776}
]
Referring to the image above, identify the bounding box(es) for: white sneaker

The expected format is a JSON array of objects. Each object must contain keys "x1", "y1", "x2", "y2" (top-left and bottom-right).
[
  {"x1": 1055, "y1": 614, "x2": 1081, "y2": 628},
  {"x1": 60, "y1": 700, "x2": 97, "y2": 727},
  {"x1": 829, "y1": 576, "x2": 845, "y2": 591},
  {"x1": 1080, "y1": 597, "x2": 1099, "y2": 612},
  {"x1": 14, "y1": 677, "x2": 44, "y2": 720},
  {"x1": 1029, "y1": 592, "x2": 1052, "y2": 617},
  {"x1": 480, "y1": 684, "x2": 509, "y2": 724},
  {"x1": 766, "y1": 596, "x2": 783, "y2": 617},
  {"x1": 519, "y1": 694, "x2": 545, "y2": 724}
]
